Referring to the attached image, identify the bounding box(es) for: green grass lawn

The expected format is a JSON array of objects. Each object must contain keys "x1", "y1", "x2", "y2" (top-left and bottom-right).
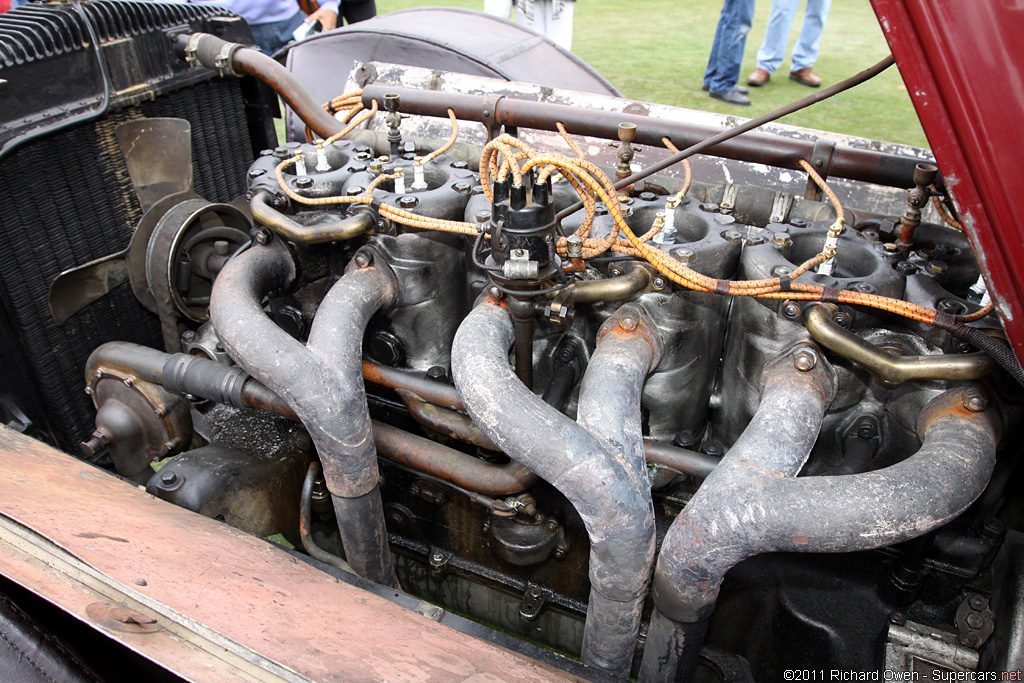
[{"x1": 374, "y1": 0, "x2": 929, "y2": 148}]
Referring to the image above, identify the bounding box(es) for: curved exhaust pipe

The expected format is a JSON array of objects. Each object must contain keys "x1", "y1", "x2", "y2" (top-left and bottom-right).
[
  {"x1": 638, "y1": 344, "x2": 1000, "y2": 682},
  {"x1": 210, "y1": 239, "x2": 400, "y2": 588},
  {"x1": 451, "y1": 298, "x2": 662, "y2": 677}
]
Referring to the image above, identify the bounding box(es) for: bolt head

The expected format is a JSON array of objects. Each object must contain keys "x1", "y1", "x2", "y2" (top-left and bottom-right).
[
  {"x1": 255, "y1": 229, "x2": 270, "y2": 245},
  {"x1": 652, "y1": 276, "x2": 668, "y2": 290},
  {"x1": 353, "y1": 252, "x2": 372, "y2": 268},
  {"x1": 430, "y1": 551, "x2": 444, "y2": 563},
  {"x1": 160, "y1": 471, "x2": 179, "y2": 486},
  {"x1": 782, "y1": 302, "x2": 801, "y2": 319},
  {"x1": 883, "y1": 242, "x2": 899, "y2": 253},
  {"x1": 963, "y1": 388, "x2": 989, "y2": 412},
  {"x1": 969, "y1": 594, "x2": 989, "y2": 611},
  {"x1": 793, "y1": 349, "x2": 817, "y2": 372},
  {"x1": 889, "y1": 611, "x2": 907, "y2": 626},
  {"x1": 966, "y1": 613, "x2": 985, "y2": 629},
  {"x1": 619, "y1": 316, "x2": 638, "y2": 331},
  {"x1": 609, "y1": 266, "x2": 624, "y2": 277},
  {"x1": 181, "y1": 329, "x2": 196, "y2": 342},
  {"x1": 295, "y1": 176, "x2": 313, "y2": 189},
  {"x1": 672, "y1": 247, "x2": 696, "y2": 264},
  {"x1": 488, "y1": 286, "x2": 502, "y2": 299},
  {"x1": 771, "y1": 232, "x2": 792, "y2": 247},
  {"x1": 399, "y1": 195, "x2": 418, "y2": 209}
]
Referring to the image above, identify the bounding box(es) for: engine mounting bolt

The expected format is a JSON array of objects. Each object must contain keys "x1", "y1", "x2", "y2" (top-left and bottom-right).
[
  {"x1": 294, "y1": 176, "x2": 313, "y2": 189},
  {"x1": 353, "y1": 251, "x2": 373, "y2": 268},
  {"x1": 566, "y1": 235, "x2": 583, "y2": 258},
  {"x1": 969, "y1": 595, "x2": 989, "y2": 611},
  {"x1": 889, "y1": 611, "x2": 907, "y2": 626},
  {"x1": 160, "y1": 471, "x2": 179, "y2": 487},
  {"x1": 781, "y1": 302, "x2": 801, "y2": 319},
  {"x1": 963, "y1": 388, "x2": 989, "y2": 413},
  {"x1": 619, "y1": 316, "x2": 638, "y2": 331},
  {"x1": 958, "y1": 633, "x2": 982, "y2": 649},
  {"x1": 966, "y1": 613, "x2": 985, "y2": 629},
  {"x1": 652, "y1": 276, "x2": 668, "y2": 290},
  {"x1": 896, "y1": 261, "x2": 918, "y2": 276},
  {"x1": 672, "y1": 247, "x2": 696, "y2": 264},
  {"x1": 832, "y1": 311, "x2": 852, "y2": 328},
  {"x1": 399, "y1": 195, "x2": 419, "y2": 209},
  {"x1": 927, "y1": 260, "x2": 949, "y2": 276},
  {"x1": 793, "y1": 349, "x2": 817, "y2": 372},
  {"x1": 771, "y1": 232, "x2": 793, "y2": 247},
  {"x1": 254, "y1": 229, "x2": 271, "y2": 245}
]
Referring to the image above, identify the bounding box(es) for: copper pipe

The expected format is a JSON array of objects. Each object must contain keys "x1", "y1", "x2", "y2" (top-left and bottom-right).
[
  {"x1": 251, "y1": 191, "x2": 375, "y2": 245},
  {"x1": 805, "y1": 305, "x2": 997, "y2": 386},
  {"x1": 369, "y1": 360, "x2": 719, "y2": 480},
  {"x1": 362, "y1": 360, "x2": 464, "y2": 410},
  {"x1": 371, "y1": 420, "x2": 538, "y2": 496},
  {"x1": 572, "y1": 263, "x2": 653, "y2": 304},
  {"x1": 396, "y1": 390, "x2": 498, "y2": 450}
]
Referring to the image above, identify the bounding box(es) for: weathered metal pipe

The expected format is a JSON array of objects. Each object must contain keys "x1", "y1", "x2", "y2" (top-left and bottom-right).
[
  {"x1": 210, "y1": 240, "x2": 400, "y2": 588},
  {"x1": 639, "y1": 348, "x2": 1000, "y2": 682},
  {"x1": 452, "y1": 299, "x2": 662, "y2": 677},
  {"x1": 361, "y1": 81, "x2": 920, "y2": 190},
  {"x1": 250, "y1": 190, "x2": 375, "y2": 245},
  {"x1": 805, "y1": 304, "x2": 997, "y2": 386}
]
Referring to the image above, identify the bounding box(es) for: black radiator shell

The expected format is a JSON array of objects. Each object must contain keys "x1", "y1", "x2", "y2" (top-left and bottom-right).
[{"x1": 0, "y1": 1, "x2": 273, "y2": 451}]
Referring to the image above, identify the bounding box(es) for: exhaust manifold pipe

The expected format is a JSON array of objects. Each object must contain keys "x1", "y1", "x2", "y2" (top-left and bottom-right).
[
  {"x1": 639, "y1": 345, "x2": 1000, "y2": 682},
  {"x1": 452, "y1": 299, "x2": 663, "y2": 678},
  {"x1": 209, "y1": 239, "x2": 400, "y2": 588}
]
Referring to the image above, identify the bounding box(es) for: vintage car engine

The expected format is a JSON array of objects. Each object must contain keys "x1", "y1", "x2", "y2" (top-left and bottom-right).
[{"x1": 2, "y1": 2, "x2": 1023, "y2": 681}]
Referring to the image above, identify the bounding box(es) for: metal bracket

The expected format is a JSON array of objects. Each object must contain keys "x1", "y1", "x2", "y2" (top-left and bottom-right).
[
  {"x1": 769, "y1": 191, "x2": 794, "y2": 224},
  {"x1": 884, "y1": 617, "x2": 979, "y2": 673},
  {"x1": 805, "y1": 138, "x2": 837, "y2": 201},
  {"x1": 518, "y1": 585, "x2": 549, "y2": 622},
  {"x1": 719, "y1": 183, "x2": 738, "y2": 215}
]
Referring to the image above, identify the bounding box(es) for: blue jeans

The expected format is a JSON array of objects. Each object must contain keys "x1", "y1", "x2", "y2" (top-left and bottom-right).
[
  {"x1": 703, "y1": 0, "x2": 756, "y2": 93},
  {"x1": 249, "y1": 10, "x2": 306, "y2": 55},
  {"x1": 756, "y1": 0, "x2": 832, "y2": 74}
]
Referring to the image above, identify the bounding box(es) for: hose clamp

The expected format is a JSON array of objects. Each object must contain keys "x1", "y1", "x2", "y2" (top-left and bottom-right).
[
  {"x1": 214, "y1": 42, "x2": 243, "y2": 77},
  {"x1": 184, "y1": 33, "x2": 203, "y2": 69}
]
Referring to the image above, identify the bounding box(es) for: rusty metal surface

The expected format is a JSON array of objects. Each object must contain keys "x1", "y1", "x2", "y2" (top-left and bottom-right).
[
  {"x1": 0, "y1": 426, "x2": 581, "y2": 683},
  {"x1": 342, "y1": 62, "x2": 938, "y2": 220}
]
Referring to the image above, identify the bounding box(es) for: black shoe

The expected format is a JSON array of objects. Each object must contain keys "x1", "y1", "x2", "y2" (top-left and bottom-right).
[
  {"x1": 709, "y1": 89, "x2": 751, "y2": 106},
  {"x1": 703, "y1": 83, "x2": 749, "y2": 94}
]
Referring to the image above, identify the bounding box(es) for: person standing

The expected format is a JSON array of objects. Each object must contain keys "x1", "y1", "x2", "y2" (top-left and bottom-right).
[
  {"x1": 703, "y1": 0, "x2": 756, "y2": 106},
  {"x1": 181, "y1": 0, "x2": 375, "y2": 55},
  {"x1": 489, "y1": 0, "x2": 574, "y2": 52},
  {"x1": 746, "y1": 0, "x2": 831, "y2": 88}
]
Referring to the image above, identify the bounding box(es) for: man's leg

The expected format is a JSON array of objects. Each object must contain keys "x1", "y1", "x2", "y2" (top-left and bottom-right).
[
  {"x1": 708, "y1": 0, "x2": 756, "y2": 95},
  {"x1": 703, "y1": 8, "x2": 729, "y2": 89},
  {"x1": 755, "y1": 0, "x2": 800, "y2": 74},
  {"x1": 547, "y1": 0, "x2": 574, "y2": 51},
  {"x1": 791, "y1": 0, "x2": 831, "y2": 71}
]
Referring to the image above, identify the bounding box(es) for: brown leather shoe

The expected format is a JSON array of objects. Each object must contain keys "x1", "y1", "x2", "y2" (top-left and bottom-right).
[
  {"x1": 747, "y1": 68, "x2": 771, "y2": 87},
  {"x1": 789, "y1": 68, "x2": 822, "y2": 87}
]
